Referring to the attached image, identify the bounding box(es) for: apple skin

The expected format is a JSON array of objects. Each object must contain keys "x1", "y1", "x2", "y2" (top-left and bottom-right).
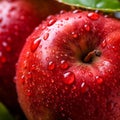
[
  {"x1": 0, "y1": 0, "x2": 44, "y2": 116},
  {"x1": 0, "y1": 0, "x2": 70, "y2": 116},
  {"x1": 16, "y1": 10, "x2": 120, "y2": 120}
]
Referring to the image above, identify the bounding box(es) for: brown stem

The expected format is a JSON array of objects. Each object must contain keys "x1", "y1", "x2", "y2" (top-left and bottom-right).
[{"x1": 84, "y1": 50, "x2": 101, "y2": 63}]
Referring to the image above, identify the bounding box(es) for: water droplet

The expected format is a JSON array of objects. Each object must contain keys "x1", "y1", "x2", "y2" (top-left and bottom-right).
[
  {"x1": 20, "y1": 15, "x2": 25, "y2": 20},
  {"x1": 7, "y1": 37, "x2": 12, "y2": 43},
  {"x1": 65, "y1": 17, "x2": 69, "y2": 20},
  {"x1": 26, "y1": 52, "x2": 30, "y2": 58},
  {"x1": 48, "y1": 61, "x2": 55, "y2": 70},
  {"x1": 23, "y1": 60, "x2": 27, "y2": 69},
  {"x1": 71, "y1": 32, "x2": 78, "y2": 38},
  {"x1": 63, "y1": 71, "x2": 75, "y2": 85},
  {"x1": 2, "y1": 41, "x2": 11, "y2": 52},
  {"x1": 48, "y1": 18, "x2": 56, "y2": 26},
  {"x1": 2, "y1": 41, "x2": 7, "y2": 47},
  {"x1": 27, "y1": 72, "x2": 32, "y2": 79},
  {"x1": 84, "y1": 24, "x2": 90, "y2": 31},
  {"x1": 14, "y1": 25, "x2": 19, "y2": 30},
  {"x1": 101, "y1": 40, "x2": 107, "y2": 48},
  {"x1": 51, "y1": 79, "x2": 54, "y2": 83},
  {"x1": 27, "y1": 89, "x2": 31, "y2": 96},
  {"x1": 2, "y1": 24, "x2": 6, "y2": 29},
  {"x1": 9, "y1": 6, "x2": 16, "y2": 12},
  {"x1": 87, "y1": 12, "x2": 99, "y2": 20},
  {"x1": 31, "y1": 38, "x2": 41, "y2": 52},
  {"x1": 78, "y1": 15, "x2": 82, "y2": 19},
  {"x1": 73, "y1": 9, "x2": 81, "y2": 14},
  {"x1": 81, "y1": 82, "x2": 88, "y2": 93},
  {"x1": 60, "y1": 10, "x2": 66, "y2": 14},
  {"x1": 112, "y1": 46, "x2": 117, "y2": 52},
  {"x1": 60, "y1": 106, "x2": 64, "y2": 111},
  {"x1": 88, "y1": 72, "x2": 93, "y2": 77},
  {"x1": 43, "y1": 32, "x2": 49, "y2": 40},
  {"x1": 0, "y1": 51, "x2": 3, "y2": 57},
  {"x1": 60, "y1": 60, "x2": 69, "y2": 70},
  {"x1": 40, "y1": 25, "x2": 45, "y2": 30},
  {"x1": 31, "y1": 64, "x2": 35, "y2": 71},
  {"x1": 72, "y1": 85, "x2": 77, "y2": 91},
  {"x1": 21, "y1": 75, "x2": 25, "y2": 85},
  {"x1": 95, "y1": 76, "x2": 103, "y2": 84},
  {"x1": 13, "y1": 76, "x2": 16, "y2": 83}
]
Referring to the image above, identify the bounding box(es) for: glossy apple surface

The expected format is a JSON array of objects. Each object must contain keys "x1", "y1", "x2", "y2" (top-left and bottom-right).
[
  {"x1": 0, "y1": 0, "x2": 42, "y2": 114},
  {"x1": 16, "y1": 10, "x2": 120, "y2": 120},
  {"x1": 0, "y1": 0, "x2": 69, "y2": 115},
  {"x1": 0, "y1": 0, "x2": 70, "y2": 116}
]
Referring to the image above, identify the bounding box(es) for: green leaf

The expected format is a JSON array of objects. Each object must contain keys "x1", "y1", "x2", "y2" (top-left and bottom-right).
[
  {"x1": 58, "y1": 0, "x2": 120, "y2": 12},
  {"x1": 0, "y1": 103, "x2": 14, "y2": 120}
]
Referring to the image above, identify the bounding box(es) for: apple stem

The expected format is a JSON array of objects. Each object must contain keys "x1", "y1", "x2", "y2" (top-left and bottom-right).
[{"x1": 83, "y1": 50, "x2": 101, "y2": 63}]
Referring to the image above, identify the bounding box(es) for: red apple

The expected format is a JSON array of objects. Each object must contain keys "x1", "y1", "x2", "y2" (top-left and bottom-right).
[
  {"x1": 0, "y1": 0, "x2": 70, "y2": 116},
  {"x1": 16, "y1": 10, "x2": 120, "y2": 120},
  {"x1": 0, "y1": 0, "x2": 43, "y2": 116}
]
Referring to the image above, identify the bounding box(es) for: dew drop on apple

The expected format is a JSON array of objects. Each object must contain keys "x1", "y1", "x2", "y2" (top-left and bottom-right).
[
  {"x1": 51, "y1": 79, "x2": 54, "y2": 83},
  {"x1": 43, "y1": 32, "x2": 49, "y2": 40},
  {"x1": 60, "y1": 10, "x2": 66, "y2": 14},
  {"x1": 7, "y1": 37, "x2": 12, "y2": 43},
  {"x1": 31, "y1": 38, "x2": 41, "y2": 52},
  {"x1": 21, "y1": 75, "x2": 25, "y2": 85},
  {"x1": 27, "y1": 72, "x2": 32, "y2": 79},
  {"x1": 48, "y1": 61, "x2": 55, "y2": 70},
  {"x1": 20, "y1": 15, "x2": 25, "y2": 20},
  {"x1": 87, "y1": 12, "x2": 99, "y2": 20},
  {"x1": 23, "y1": 60, "x2": 27, "y2": 69},
  {"x1": 81, "y1": 82, "x2": 88, "y2": 93},
  {"x1": 2, "y1": 41, "x2": 11, "y2": 52},
  {"x1": 60, "y1": 106, "x2": 64, "y2": 111},
  {"x1": 88, "y1": 72, "x2": 93, "y2": 77},
  {"x1": 71, "y1": 32, "x2": 78, "y2": 38},
  {"x1": 31, "y1": 64, "x2": 35, "y2": 71},
  {"x1": 13, "y1": 76, "x2": 17, "y2": 84},
  {"x1": 112, "y1": 46, "x2": 117, "y2": 52},
  {"x1": 27, "y1": 89, "x2": 31, "y2": 97},
  {"x1": 101, "y1": 40, "x2": 107, "y2": 48},
  {"x1": 9, "y1": 6, "x2": 16, "y2": 12},
  {"x1": 48, "y1": 18, "x2": 56, "y2": 26},
  {"x1": 73, "y1": 9, "x2": 81, "y2": 14},
  {"x1": 63, "y1": 71, "x2": 75, "y2": 85},
  {"x1": 84, "y1": 24, "x2": 90, "y2": 31},
  {"x1": 60, "y1": 60, "x2": 69, "y2": 70},
  {"x1": 65, "y1": 17, "x2": 69, "y2": 20},
  {"x1": 14, "y1": 25, "x2": 19, "y2": 31},
  {"x1": 95, "y1": 76, "x2": 103, "y2": 84}
]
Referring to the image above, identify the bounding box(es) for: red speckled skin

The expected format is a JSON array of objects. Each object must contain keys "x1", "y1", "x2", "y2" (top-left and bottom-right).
[
  {"x1": 0, "y1": 0, "x2": 70, "y2": 116},
  {"x1": 16, "y1": 10, "x2": 120, "y2": 120}
]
